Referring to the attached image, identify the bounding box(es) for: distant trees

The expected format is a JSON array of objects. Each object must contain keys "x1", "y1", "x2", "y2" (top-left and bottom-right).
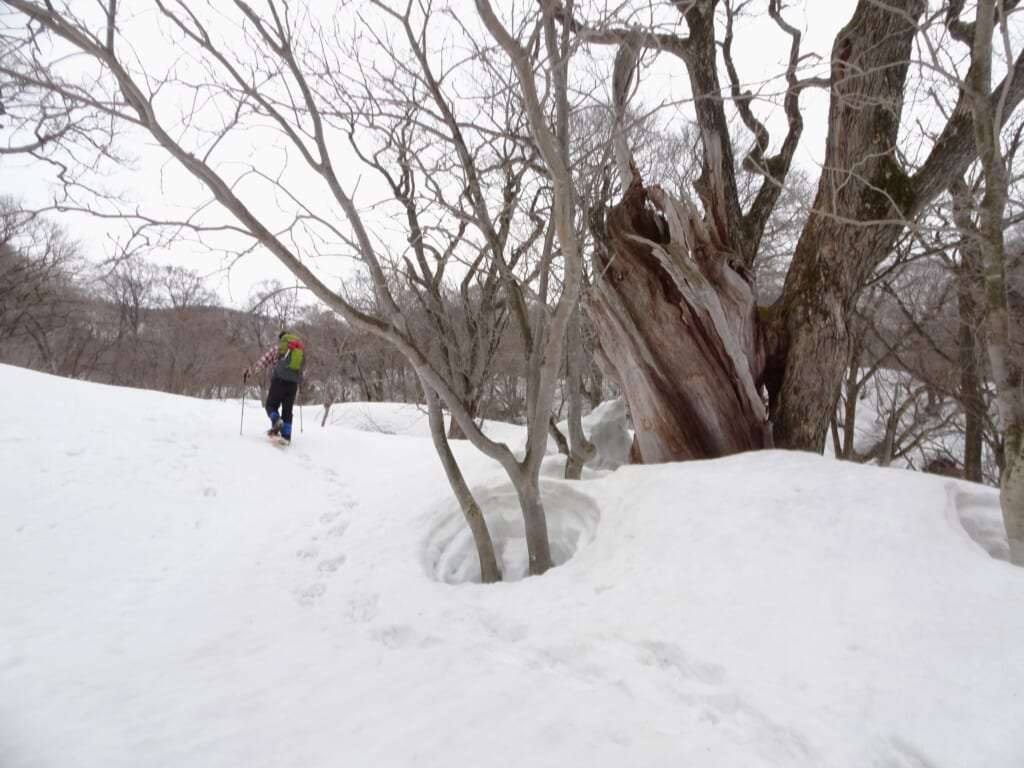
[
  {"x1": 93, "y1": 255, "x2": 246, "y2": 396},
  {"x1": 0, "y1": 198, "x2": 104, "y2": 377},
  {"x1": 0, "y1": 204, "x2": 251, "y2": 395},
  {"x1": 830, "y1": 239, "x2": 991, "y2": 478},
  {"x1": 0, "y1": 197, "x2": 574, "y2": 429}
]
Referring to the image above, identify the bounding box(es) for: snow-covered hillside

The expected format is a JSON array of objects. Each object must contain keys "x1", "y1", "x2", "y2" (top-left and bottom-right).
[{"x1": 1, "y1": 363, "x2": 1022, "y2": 767}]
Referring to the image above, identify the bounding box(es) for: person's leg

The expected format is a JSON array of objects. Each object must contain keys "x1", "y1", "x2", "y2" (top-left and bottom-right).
[
  {"x1": 265, "y1": 378, "x2": 287, "y2": 433},
  {"x1": 279, "y1": 381, "x2": 299, "y2": 442}
]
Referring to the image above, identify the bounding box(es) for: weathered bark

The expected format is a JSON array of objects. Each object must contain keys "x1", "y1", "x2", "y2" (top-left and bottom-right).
[
  {"x1": 768, "y1": 0, "x2": 926, "y2": 452},
  {"x1": 584, "y1": 0, "x2": 799, "y2": 463},
  {"x1": 585, "y1": 176, "x2": 771, "y2": 462},
  {"x1": 675, "y1": 2, "x2": 746, "y2": 262}
]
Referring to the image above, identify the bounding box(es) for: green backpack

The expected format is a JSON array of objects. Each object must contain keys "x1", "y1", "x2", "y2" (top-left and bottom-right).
[{"x1": 278, "y1": 332, "x2": 305, "y2": 372}]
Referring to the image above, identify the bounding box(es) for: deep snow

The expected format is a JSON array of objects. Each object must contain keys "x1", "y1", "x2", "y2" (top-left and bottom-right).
[{"x1": 1, "y1": 363, "x2": 1023, "y2": 767}]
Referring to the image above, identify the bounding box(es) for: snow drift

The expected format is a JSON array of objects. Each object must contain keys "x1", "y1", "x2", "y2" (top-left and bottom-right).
[{"x1": 1, "y1": 363, "x2": 1022, "y2": 768}]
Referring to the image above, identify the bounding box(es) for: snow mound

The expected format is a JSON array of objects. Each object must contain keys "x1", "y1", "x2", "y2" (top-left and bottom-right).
[
  {"x1": 581, "y1": 396, "x2": 632, "y2": 470},
  {"x1": 423, "y1": 480, "x2": 600, "y2": 583},
  {"x1": 4, "y1": 363, "x2": 1024, "y2": 768},
  {"x1": 318, "y1": 401, "x2": 433, "y2": 436}
]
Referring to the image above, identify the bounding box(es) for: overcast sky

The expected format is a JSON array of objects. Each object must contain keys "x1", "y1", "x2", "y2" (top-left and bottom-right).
[{"x1": 3, "y1": 0, "x2": 860, "y2": 309}]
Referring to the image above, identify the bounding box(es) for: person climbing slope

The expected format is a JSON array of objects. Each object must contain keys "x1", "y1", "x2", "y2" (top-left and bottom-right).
[{"x1": 243, "y1": 330, "x2": 306, "y2": 445}]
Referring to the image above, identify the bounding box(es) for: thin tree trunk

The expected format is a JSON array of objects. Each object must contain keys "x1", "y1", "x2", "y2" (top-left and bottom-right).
[
  {"x1": 840, "y1": 359, "x2": 859, "y2": 460},
  {"x1": 511, "y1": 469, "x2": 552, "y2": 576},
  {"x1": 968, "y1": 0, "x2": 1024, "y2": 564},
  {"x1": 423, "y1": 383, "x2": 501, "y2": 583},
  {"x1": 1002, "y1": 443, "x2": 1024, "y2": 563},
  {"x1": 548, "y1": 416, "x2": 569, "y2": 455},
  {"x1": 951, "y1": 180, "x2": 988, "y2": 483},
  {"x1": 564, "y1": 298, "x2": 595, "y2": 479},
  {"x1": 958, "y1": 252, "x2": 988, "y2": 484}
]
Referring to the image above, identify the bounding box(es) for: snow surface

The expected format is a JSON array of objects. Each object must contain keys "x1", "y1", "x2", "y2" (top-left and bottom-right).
[{"x1": 2, "y1": 363, "x2": 1023, "y2": 767}]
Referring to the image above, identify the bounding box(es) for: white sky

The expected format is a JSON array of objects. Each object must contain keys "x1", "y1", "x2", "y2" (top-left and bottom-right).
[
  {"x1": 0, "y1": 0, "x2": 858, "y2": 308},
  {"x1": 1, "y1": 361, "x2": 1022, "y2": 767}
]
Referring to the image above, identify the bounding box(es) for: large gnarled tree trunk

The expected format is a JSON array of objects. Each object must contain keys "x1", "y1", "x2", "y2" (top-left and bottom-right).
[
  {"x1": 587, "y1": 0, "x2": 1024, "y2": 463},
  {"x1": 586, "y1": 175, "x2": 771, "y2": 462}
]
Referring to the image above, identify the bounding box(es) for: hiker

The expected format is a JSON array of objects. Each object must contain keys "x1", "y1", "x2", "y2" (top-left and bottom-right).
[{"x1": 242, "y1": 330, "x2": 306, "y2": 444}]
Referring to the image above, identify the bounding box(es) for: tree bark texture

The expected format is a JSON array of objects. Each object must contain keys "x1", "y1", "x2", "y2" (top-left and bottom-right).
[
  {"x1": 767, "y1": 0, "x2": 927, "y2": 453},
  {"x1": 512, "y1": 470, "x2": 553, "y2": 577},
  {"x1": 423, "y1": 384, "x2": 501, "y2": 582},
  {"x1": 951, "y1": 185, "x2": 988, "y2": 484},
  {"x1": 564, "y1": 298, "x2": 596, "y2": 479},
  {"x1": 839, "y1": 352, "x2": 861, "y2": 460},
  {"x1": 1002, "y1": 444, "x2": 1024, "y2": 563},
  {"x1": 968, "y1": 0, "x2": 1024, "y2": 565},
  {"x1": 585, "y1": 177, "x2": 771, "y2": 463},
  {"x1": 957, "y1": 279, "x2": 986, "y2": 483}
]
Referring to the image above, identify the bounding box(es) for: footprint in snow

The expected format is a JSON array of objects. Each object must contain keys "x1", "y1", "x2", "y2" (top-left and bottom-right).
[
  {"x1": 294, "y1": 583, "x2": 327, "y2": 605},
  {"x1": 325, "y1": 522, "x2": 349, "y2": 539},
  {"x1": 295, "y1": 498, "x2": 359, "y2": 603},
  {"x1": 370, "y1": 624, "x2": 417, "y2": 650},
  {"x1": 317, "y1": 555, "x2": 346, "y2": 573}
]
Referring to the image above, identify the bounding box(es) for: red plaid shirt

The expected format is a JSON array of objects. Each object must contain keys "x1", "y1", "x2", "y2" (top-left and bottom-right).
[{"x1": 243, "y1": 345, "x2": 279, "y2": 378}]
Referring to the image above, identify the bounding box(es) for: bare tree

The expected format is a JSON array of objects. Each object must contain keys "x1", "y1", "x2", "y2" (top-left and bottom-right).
[
  {"x1": 97, "y1": 254, "x2": 161, "y2": 386},
  {"x1": 0, "y1": 199, "x2": 108, "y2": 375},
  {"x1": 0, "y1": 0, "x2": 607, "y2": 580},
  {"x1": 298, "y1": 307, "x2": 357, "y2": 426},
  {"x1": 961, "y1": 0, "x2": 1024, "y2": 563},
  {"x1": 152, "y1": 265, "x2": 220, "y2": 395},
  {"x1": 542, "y1": 0, "x2": 1024, "y2": 462}
]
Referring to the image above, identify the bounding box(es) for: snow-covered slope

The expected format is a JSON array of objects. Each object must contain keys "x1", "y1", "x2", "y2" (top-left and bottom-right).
[{"x1": 1, "y1": 363, "x2": 1022, "y2": 767}]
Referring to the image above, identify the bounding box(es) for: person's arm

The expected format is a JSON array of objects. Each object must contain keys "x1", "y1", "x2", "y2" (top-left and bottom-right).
[{"x1": 242, "y1": 344, "x2": 278, "y2": 378}]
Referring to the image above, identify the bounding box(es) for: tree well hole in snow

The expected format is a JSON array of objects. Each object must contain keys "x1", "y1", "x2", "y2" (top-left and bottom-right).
[
  {"x1": 948, "y1": 484, "x2": 1010, "y2": 561},
  {"x1": 423, "y1": 482, "x2": 601, "y2": 584}
]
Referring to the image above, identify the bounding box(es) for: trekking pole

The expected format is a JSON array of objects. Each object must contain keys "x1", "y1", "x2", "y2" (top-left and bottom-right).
[
  {"x1": 240, "y1": 373, "x2": 247, "y2": 435},
  {"x1": 299, "y1": 384, "x2": 304, "y2": 433}
]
